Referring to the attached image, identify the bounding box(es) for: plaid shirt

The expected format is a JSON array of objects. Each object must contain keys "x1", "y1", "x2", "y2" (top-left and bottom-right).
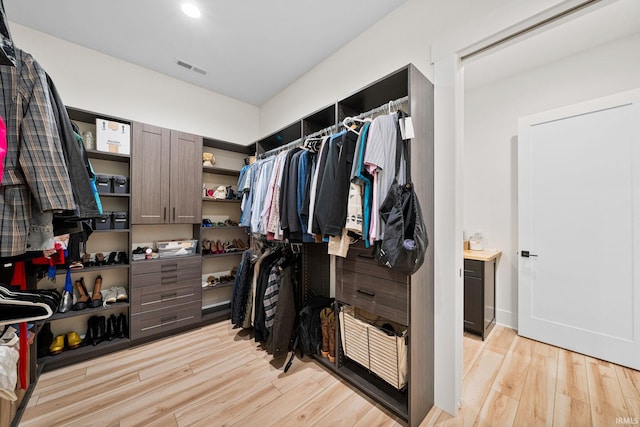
[{"x1": 0, "y1": 49, "x2": 75, "y2": 257}]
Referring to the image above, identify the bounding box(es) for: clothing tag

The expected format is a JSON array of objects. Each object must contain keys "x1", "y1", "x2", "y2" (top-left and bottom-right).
[
  {"x1": 403, "y1": 117, "x2": 415, "y2": 139},
  {"x1": 399, "y1": 118, "x2": 406, "y2": 139}
]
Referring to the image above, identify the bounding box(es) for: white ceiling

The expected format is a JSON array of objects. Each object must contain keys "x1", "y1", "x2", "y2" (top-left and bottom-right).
[
  {"x1": 464, "y1": 0, "x2": 640, "y2": 90},
  {"x1": 4, "y1": 0, "x2": 408, "y2": 106}
]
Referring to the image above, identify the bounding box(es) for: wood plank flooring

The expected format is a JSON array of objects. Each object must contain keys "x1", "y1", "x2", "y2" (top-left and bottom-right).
[
  {"x1": 421, "y1": 329, "x2": 640, "y2": 427},
  {"x1": 19, "y1": 323, "x2": 640, "y2": 426}
]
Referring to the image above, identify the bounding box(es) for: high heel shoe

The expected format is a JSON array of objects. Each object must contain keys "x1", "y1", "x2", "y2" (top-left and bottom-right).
[
  {"x1": 72, "y1": 278, "x2": 91, "y2": 311},
  {"x1": 215, "y1": 240, "x2": 224, "y2": 254},
  {"x1": 89, "y1": 275, "x2": 103, "y2": 308}
]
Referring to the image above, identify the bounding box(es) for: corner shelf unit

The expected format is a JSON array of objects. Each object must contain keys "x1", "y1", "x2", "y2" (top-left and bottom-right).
[{"x1": 253, "y1": 64, "x2": 434, "y2": 427}]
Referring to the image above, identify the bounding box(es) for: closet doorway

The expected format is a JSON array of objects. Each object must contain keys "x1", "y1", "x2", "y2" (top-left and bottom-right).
[{"x1": 462, "y1": 0, "x2": 640, "y2": 364}]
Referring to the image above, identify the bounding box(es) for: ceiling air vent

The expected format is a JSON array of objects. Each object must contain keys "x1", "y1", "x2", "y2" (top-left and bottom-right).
[{"x1": 176, "y1": 59, "x2": 207, "y2": 76}]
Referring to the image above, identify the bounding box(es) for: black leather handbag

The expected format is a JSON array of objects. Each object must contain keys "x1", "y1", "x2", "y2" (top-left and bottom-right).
[{"x1": 376, "y1": 115, "x2": 428, "y2": 275}]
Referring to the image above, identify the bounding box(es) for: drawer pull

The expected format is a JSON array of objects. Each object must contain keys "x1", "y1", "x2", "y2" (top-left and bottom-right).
[
  {"x1": 161, "y1": 293, "x2": 177, "y2": 301},
  {"x1": 357, "y1": 288, "x2": 375, "y2": 297},
  {"x1": 463, "y1": 270, "x2": 475, "y2": 275},
  {"x1": 161, "y1": 275, "x2": 178, "y2": 284},
  {"x1": 161, "y1": 264, "x2": 178, "y2": 272},
  {"x1": 160, "y1": 316, "x2": 177, "y2": 325}
]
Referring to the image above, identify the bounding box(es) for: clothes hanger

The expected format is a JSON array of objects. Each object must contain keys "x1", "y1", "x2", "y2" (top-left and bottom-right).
[{"x1": 342, "y1": 117, "x2": 372, "y2": 135}]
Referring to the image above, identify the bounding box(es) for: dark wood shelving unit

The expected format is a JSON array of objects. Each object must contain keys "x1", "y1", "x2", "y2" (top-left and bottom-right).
[
  {"x1": 55, "y1": 263, "x2": 130, "y2": 275},
  {"x1": 97, "y1": 193, "x2": 130, "y2": 198},
  {"x1": 84, "y1": 149, "x2": 130, "y2": 163},
  {"x1": 39, "y1": 337, "x2": 131, "y2": 372},
  {"x1": 202, "y1": 251, "x2": 245, "y2": 259},
  {"x1": 49, "y1": 303, "x2": 130, "y2": 321},
  {"x1": 202, "y1": 281, "x2": 234, "y2": 291},
  {"x1": 202, "y1": 198, "x2": 241, "y2": 203}
]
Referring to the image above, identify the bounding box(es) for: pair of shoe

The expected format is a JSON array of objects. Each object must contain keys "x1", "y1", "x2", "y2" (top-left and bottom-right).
[
  {"x1": 101, "y1": 286, "x2": 128, "y2": 307},
  {"x1": 233, "y1": 239, "x2": 248, "y2": 251},
  {"x1": 72, "y1": 276, "x2": 104, "y2": 310},
  {"x1": 49, "y1": 331, "x2": 82, "y2": 355},
  {"x1": 106, "y1": 251, "x2": 129, "y2": 265}
]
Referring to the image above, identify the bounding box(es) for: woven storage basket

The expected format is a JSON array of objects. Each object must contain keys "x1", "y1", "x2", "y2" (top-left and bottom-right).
[{"x1": 339, "y1": 306, "x2": 408, "y2": 389}]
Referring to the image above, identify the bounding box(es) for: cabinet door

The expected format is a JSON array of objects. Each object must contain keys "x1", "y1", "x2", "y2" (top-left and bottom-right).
[
  {"x1": 463, "y1": 276, "x2": 483, "y2": 334},
  {"x1": 169, "y1": 131, "x2": 202, "y2": 224},
  {"x1": 131, "y1": 123, "x2": 170, "y2": 224}
]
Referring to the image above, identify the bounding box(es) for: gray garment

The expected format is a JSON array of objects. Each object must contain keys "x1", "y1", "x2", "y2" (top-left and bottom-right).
[{"x1": 363, "y1": 113, "x2": 405, "y2": 240}]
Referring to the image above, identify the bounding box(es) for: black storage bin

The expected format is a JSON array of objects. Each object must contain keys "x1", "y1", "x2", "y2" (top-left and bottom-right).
[
  {"x1": 93, "y1": 212, "x2": 112, "y2": 230},
  {"x1": 112, "y1": 211, "x2": 128, "y2": 229},
  {"x1": 112, "y1": 175, "x2": 129, "y2": 194},
  {"x1": 95, "y1": 174, "x2": 112, "y2": 194}
]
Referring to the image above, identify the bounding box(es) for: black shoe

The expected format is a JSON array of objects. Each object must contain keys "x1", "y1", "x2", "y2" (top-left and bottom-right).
[
  {"x1": 106, "y1": 251, "x2": 117, "y2": 265},
  {"x1": 105, "y1": 314, "x2": 116, "y2": 341},
  {"x1": 85, "y1": 316, "x2": 97, "y2": 346},
  {"x1": 93, "y1": 316, "x2": 106, "y2": 346},
  {"x1": 116, "y1": 251, "x2": 129, "y2": 265},
  {"x1": 117, "y1": 313, "x2": 128, "y2": 339}
]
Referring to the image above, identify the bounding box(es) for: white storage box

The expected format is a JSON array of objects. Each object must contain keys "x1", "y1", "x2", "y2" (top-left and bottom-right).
[
  {"x1": 96, "y1": 119, "x2": 131, "y2": 155},
  {"x1": 339, "y1": 306, "x2": 408, "y2": 389},
  {"x1": 156, "y1": 240, "x2": 197, "y2": 258}
]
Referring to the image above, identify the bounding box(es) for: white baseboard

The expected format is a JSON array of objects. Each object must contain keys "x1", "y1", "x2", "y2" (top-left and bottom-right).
[{"x1": 496, "y1": 308, "x2": 517, "y2": 330}]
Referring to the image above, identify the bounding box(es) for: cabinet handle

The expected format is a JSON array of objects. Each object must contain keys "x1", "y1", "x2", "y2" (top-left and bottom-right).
[
  {"x1": 160, "y1": 316, "x2": 177, "y2": 325},
  {"x1": 161, "y1": 264, "x2": 178, "y2": 272},
  {"x1": 163, "y1": 207, "x2": 167, "y2": 222},
  {"x1": 161, "y1": 293, "x2": 177, "y2": 301},
  {"x1": 463, "y1": 270, "x2": 475, "y2": 275},
  {"x1": 357, "y1": 288, "x2": 375, "y2": 297},
  {"x1": 161, "y1": 275, "x2": 178, "y2": 284},
  {"x1": 173, "y1": 207, "x2": 176, "y2": 221}
]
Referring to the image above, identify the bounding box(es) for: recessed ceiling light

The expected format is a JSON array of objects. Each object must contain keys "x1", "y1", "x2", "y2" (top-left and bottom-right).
[{"x1": 181, "y1": 3, "x2": 201, "y2": 18}]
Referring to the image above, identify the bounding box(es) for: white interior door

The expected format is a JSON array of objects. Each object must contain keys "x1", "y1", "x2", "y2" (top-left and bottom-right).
[{"x1": 518, "y1": 89, "x2": 640, "y2": 370}]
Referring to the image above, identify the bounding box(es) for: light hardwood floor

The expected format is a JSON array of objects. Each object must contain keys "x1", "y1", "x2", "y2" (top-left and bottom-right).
[{"x1": 19, "y1": 323, "x2": 640, "y2": 427}]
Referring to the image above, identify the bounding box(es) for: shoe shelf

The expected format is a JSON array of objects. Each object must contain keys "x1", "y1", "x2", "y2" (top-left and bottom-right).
[
  {"x1": 202, "y1": 198, "x2": 241, "y2": 203},
  {"x1": 55, "y1": 264, "x2": 130, "y2": 275},
  {"x1": 202, "y1": 301, "x2": 231, "y2": 318},
  {"x1": 202, "y1": 281, "x2": 234, "y2": 291},
  {"x1": 49, "y1": 302, "x2": 130, "y2": 321},
  {"x1": 202, "y1": 250, "x2": 246, "y2": 259},
  {"x1": 202, "y1": 166, "x2": 240, "y2": 176},
  {"x1": 92, "y1": 228, "x2": 131, "y2": 233},
  {"x1": 38, "y1": 337, "x2": 131, "y2": 371}
]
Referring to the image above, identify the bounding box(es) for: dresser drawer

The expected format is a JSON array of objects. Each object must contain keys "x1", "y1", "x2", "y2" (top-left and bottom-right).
[
  {"x1": 343, "y1": 241, "x2": 408, "y2": 282},
  {"x1": 131, "y1": 265, "x2": 201, "y2": 289},
  {"x1": 337, "y1": 269, "x2": 409, "y2": 326},
  {"x1": 130, "y1": 282, "x2": 201, "y2": 315},
  {"x1": 130, "y1": 302, "x2": 200, "y2": 340},
  {"x1": 464, "y1": 259, "x2": 483, "y2": 279},
  {"x1": 131, "y1": 256, "x2": 201, "y2": 276}
]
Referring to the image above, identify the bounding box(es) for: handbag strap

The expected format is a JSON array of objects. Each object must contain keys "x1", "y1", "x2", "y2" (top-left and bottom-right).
[{"x1": 393, "y1": 111, "x2": 411, "y2": 184}]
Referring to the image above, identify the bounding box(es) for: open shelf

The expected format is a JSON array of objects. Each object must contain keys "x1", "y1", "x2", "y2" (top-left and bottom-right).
[
  {"x1": 85, "y1": 149, "x2": 130, "y2": 163},
  {"x1": 202, "y1": 281, "x2": 234, "y2": 291},
  {"x1": 91, "y1": 228, "x2": 130, "y2": 233},
  {"x1": 97, "y1": 193, "x2": 130, "y2": 198},
  {"x1": 56, "y1": 263, "x2": 129, "y2": 275},
  {"x1": 49, "y1": 302, "x2": 130, "y2": 321},
  {"x1": 203, "y1": 166, "x2": 240, "y2": 176},
  {"x1": 201, "y1": 225, "x2": 247, "y2": 230},
  {"x1": 38, "y1": 336, "x2": 131, "y2": 371},
  {"x1": 202, "y1": 251, "x2": 246, "y2": 259},
  {"x1": 202, "y1": 198, "x2": 241, "y2": 203}
]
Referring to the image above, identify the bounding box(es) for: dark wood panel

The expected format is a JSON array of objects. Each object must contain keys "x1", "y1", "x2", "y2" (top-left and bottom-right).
[
  {"x1": 170, "y1": 130, "x2": 202, "y2": 224},
  {"x1": 202, "y1": 137, "x2": 253, "y2": 154},
  {"x1": 338, "y1": 270, "x2": 409, "y2": 326},
  {"x1": 131, "y1": 283, "x2": 201, "y2": 315},
  {"x1": 464, "y1": 259, "x2": 483, "y2": 278},
  {"x1": 131, "y1": 256, "x2": 201, "y2": 276},
  {"x1": 131, "y1": 122, "x2": 170, "y2": 224},
  {"x1": 464, "y1": 276, "x2": 483, "y2": 334},
  {"x1": 131, "y1": 268, "x2": 201, "y2": 290},
  {"x1": 130, "y1": 302, "x2": 200, "y2": 340}
]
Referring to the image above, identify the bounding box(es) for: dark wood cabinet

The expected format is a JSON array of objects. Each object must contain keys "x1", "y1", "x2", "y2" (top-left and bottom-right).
[
  {"x1": 131, "y1": 123, "x2": 202, "y2": 224},
  {"x1": 463, "y1": 256, "x2": 497, "y2": 340}
]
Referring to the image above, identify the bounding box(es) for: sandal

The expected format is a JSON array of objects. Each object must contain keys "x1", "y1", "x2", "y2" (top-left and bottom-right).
[
  {"x1": 89, "y1": 276, "x2": 103, "y2": 308},
  {"x1": 69, "y1": 261, "x2": 84, "y2": 270},
  {"x1": 223, "y1": 241, "x2": 238, "y2": 253}
]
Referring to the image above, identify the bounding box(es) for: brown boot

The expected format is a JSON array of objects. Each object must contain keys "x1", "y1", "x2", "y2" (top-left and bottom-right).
[
  {"x1": 327, "y1": 309, "x2": 336, "y2": 363},
  {"x1": 320, "y1": 307, "x2": 331, "y2": 358}
]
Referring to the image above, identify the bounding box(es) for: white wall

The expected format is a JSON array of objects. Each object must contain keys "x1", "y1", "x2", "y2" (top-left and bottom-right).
[
  {"x1": 464, "y1": 32, "x2": 640, "y2": 328},
  {"x1": 9, "y1": 23, "x2": 259, "y2": 145}
]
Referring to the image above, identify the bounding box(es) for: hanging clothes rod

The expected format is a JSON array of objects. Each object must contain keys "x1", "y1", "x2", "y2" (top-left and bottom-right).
[
  {"x1": 349, "y1": 95, "x2": 409, "y2": 121},
  {"x1": 259, "y1": 137, "x2": 303, "y2": 159}
]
